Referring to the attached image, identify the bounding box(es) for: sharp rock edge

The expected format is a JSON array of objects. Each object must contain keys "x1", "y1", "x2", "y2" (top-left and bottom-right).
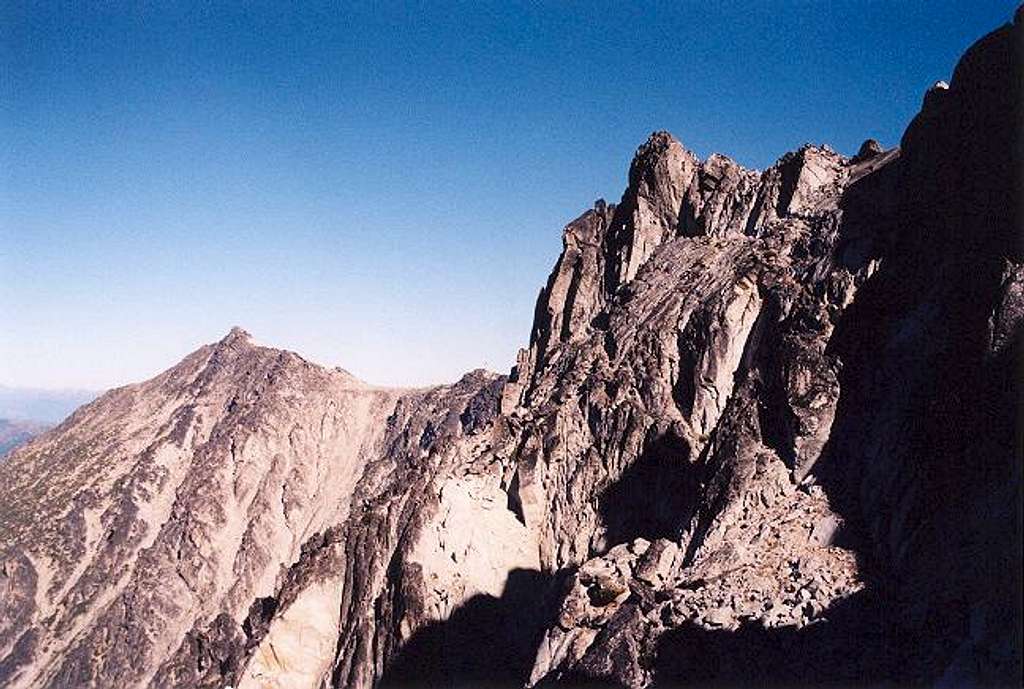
[{"x1": 0, "y1": 11, "x2": 1021, "y2": 689}]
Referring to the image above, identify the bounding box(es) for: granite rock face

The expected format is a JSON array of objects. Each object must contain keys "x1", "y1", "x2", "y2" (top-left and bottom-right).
[{"x1": 0, "y1": 11, "x2": 1021, "y2": 689}]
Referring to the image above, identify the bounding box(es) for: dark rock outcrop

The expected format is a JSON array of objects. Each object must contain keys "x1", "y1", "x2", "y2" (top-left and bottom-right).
[
  {"x1": 520, "y1": 12, "x2": 1021, "y2": 688},
  {"x1": 0, "y1": 10, "x2": 1020, "y2": 689}
]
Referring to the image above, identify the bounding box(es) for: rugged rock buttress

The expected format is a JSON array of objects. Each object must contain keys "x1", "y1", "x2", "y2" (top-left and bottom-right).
[{"x1": 0, "y1": 10, "x2": 1020, "y2": 689}]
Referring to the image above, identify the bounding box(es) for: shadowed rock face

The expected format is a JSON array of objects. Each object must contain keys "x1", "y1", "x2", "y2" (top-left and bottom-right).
[{"x1": 0, "y1": 11, "x2": 1020, "y2": 689}]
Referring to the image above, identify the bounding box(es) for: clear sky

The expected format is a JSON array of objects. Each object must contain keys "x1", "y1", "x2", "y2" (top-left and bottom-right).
[{"x1": 1, "y1": 1, "x2": 1016, "y2": 390}]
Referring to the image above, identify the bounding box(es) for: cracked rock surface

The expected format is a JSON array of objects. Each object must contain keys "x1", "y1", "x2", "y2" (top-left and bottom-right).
[{"x1": 1, "y1": 10, "x2": 1021, "y2": 689}]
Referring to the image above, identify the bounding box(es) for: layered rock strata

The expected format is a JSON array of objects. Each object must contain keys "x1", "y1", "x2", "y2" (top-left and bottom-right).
[{"x1": 0, "y1": 10, "x2": 1020, "y2": 689}]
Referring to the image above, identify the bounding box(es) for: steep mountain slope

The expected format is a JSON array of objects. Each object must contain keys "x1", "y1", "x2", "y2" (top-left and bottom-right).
[
  {"x1": 514, "y1": 14, "x2": 1021, "y2": 687},
  {"x1": 0, "y1": 10, "x2": 1020, "y2": 689},
  {"x1": 0, "y1": 328, "x2": 403, "y2": 687}
]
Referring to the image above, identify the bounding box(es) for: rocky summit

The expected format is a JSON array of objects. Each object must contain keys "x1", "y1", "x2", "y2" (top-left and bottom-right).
[{"x1": 1, "y1": 11, "x2": 1021, "y2": 689}]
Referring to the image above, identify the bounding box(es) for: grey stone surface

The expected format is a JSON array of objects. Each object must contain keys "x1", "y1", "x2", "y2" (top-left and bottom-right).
[{"x1": 0, "y1": 11, "x2": 1020, "y2": 689}]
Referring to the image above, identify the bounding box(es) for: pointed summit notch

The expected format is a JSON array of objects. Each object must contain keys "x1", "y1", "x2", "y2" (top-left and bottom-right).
[{"x1": 218, "y1": 326, "x2": 254, "y2": 349}]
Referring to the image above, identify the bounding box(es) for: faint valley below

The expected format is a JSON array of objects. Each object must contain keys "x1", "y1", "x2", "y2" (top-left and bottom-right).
[{"x1": 0, "y1": 10, "x2": 1020, "y2": 689}]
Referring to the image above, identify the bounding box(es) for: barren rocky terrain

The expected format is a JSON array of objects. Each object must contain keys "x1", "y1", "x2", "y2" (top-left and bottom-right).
[{"x1": 0, "y1": 10, "x2": 1020, "y2": 689}]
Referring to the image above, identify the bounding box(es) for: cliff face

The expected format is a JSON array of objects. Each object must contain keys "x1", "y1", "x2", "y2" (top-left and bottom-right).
[
  {"x1": 516, "y1": 10, "x2": 1022, "y2": 685},
  {"x1": 0, "y1": 11, "x2": 1020, "y2": 689}
]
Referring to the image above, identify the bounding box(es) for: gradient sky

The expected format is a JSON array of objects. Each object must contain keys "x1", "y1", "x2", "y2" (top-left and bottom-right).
[{"x1": 1, "y1": 1, "x2": 1016, "y2": 390}]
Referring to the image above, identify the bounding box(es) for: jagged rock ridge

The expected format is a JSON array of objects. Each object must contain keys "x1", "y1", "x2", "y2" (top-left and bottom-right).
[{"x1": 0, "y1": 10, "x2": 1020, "y2": 689}]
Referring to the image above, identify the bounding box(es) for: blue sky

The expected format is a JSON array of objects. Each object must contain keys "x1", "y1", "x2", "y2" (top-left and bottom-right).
[{"x1": 1, "y1": 1, "x2": 1016, "y2": 390}]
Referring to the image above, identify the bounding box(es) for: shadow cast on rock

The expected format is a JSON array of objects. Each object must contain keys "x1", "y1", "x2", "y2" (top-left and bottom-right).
[
  {"x1": 379, "y1": 568, "x2": 563, "y2": 689},
  {"x1": 598, "y1": 428, "x2": 698, "y2": 546},
  {"x1": 535, "y1": 672, "x2": 628, "y2": 689},
  {"x1": 653, "y1": 589, "x2": 893, "y2": 689}
]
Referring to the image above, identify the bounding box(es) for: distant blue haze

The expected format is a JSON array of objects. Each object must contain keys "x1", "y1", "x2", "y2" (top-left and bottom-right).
[
  {"x1": 1, "y1": 1, "x2": 1016, "y2": 388},
  {"x1": 0, "y1": 385, "x2": 97, "y2": 424}
]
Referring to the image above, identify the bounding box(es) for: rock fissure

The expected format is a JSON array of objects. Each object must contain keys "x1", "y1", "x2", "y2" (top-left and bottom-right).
[{"x1": 0, "y1": 11, "x2": 1021, "y2": 689}]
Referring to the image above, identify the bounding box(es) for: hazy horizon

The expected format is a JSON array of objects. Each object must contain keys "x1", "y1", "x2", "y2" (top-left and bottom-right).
[
  {"x1": 2, "y1": 1, "x2": 1016, "y2": 390},
  {"x1": 0, "y1": 384, "x2": 98, "y2": 423}
]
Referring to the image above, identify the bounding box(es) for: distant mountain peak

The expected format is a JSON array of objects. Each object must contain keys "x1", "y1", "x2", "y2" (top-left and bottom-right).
[
  {"x1": 217, "y1": 325, "x2": 254, "y2": 348},
  {"x1": 0, "y1": 13, "x2": 1019, "y2": 689}
]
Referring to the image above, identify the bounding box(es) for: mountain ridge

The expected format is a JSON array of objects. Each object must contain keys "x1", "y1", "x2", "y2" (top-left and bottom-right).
[{"x1": 0, "y1": 10, "x2": 1020, "y2": 689}]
